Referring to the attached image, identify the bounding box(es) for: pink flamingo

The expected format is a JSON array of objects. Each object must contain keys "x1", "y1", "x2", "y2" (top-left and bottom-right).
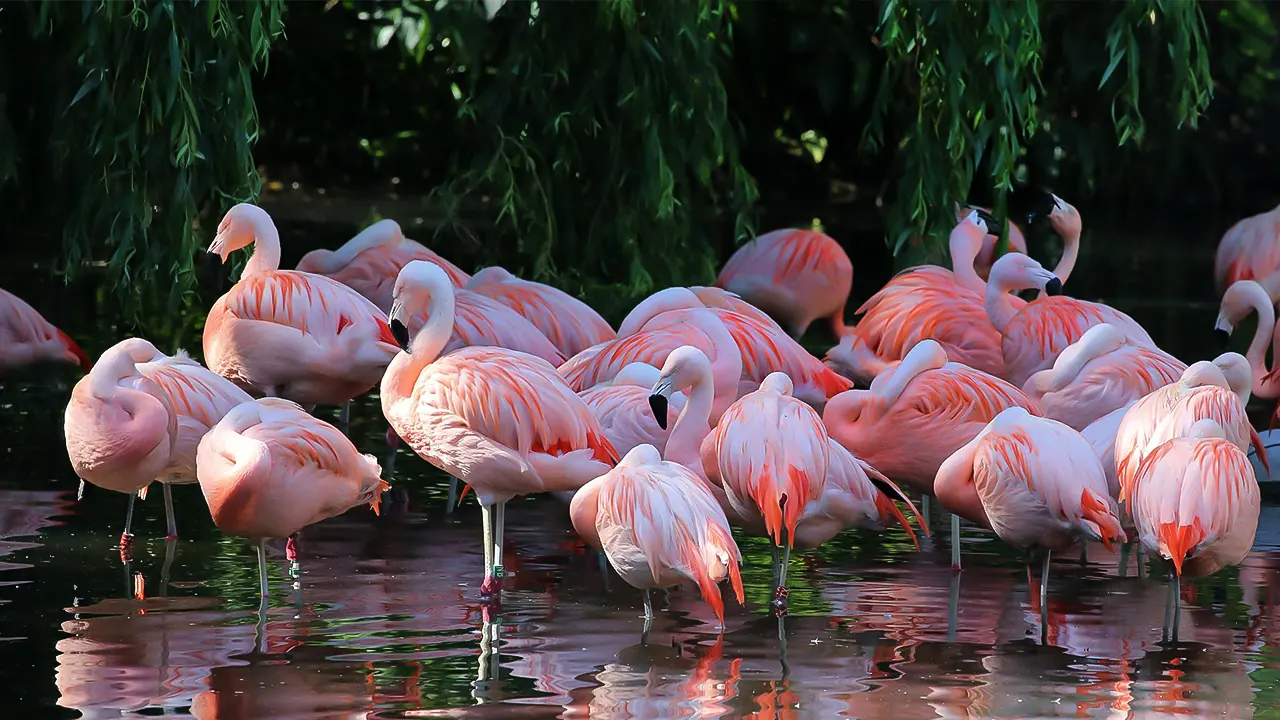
[
  {"x1": 0, "y1": 287, "x2": 91, "y2": 373},
  {"x1": 568, "y1": 444, "x2": 745, "y2": 628},
  {"x1": 620, "y1": 287, "x2": 851, "y2": 411},
  {"x1": 203, "y1": 204, "x2": 399, "y2": 427},
  {"x1": 408, "y1": 282, "x2": 565, "y2": 365},
  {"x1": 295, "y1": 218, "x2": 470, "y2": 312},
  {"x1": 560, "y1": 306, "x2": 743, "y2": 423},
  {"x1": 1114, "y1": 354, "x2": 1265, "y2": 506},
  {"x1": 969, "y1": 204, "x2": 1030, "y2": 281},
  {"x1": 1131, "y1": 419, "x2": 1260, "y2": 639},
  {"x1": 1021, "y1": 323, "x2": 1186, "y2": 431},
  {"x1": 1215, "y1": 279, "x2": 1280, "y2": 401},
  {"x1": 823, "y1": 339, "x2": 1041, "y2": 500},
  {"x1": 984, "y1": 252, "x2": 1155, "y2": 388},
  {"x1": 195, "y1": 397, "x2": 388, "y2": 597},
  {"x1": 715, "y1": 228, "x2": 853, "y2": 338},
  {"x1": 466, "y1": 266, "x2": 616, "y2": 357},
  {"x1": 934, "y1": 406, "x2": 1126, "y2": 618},
  {"x1": 579, "y1": 362, "x2": 686, "y2": 457},
  {"x1": 380, "y1": 261, "x2": 620, "y2": 601},
  {"x1": 1079, "y1": 404, "x2": 1131, "y2": 500},
  {"x1": 64, "y1": 338, "x2": 252, "y2": 545},
  {"x1": 793, "y1": 441, "x2": 927, "y2": 550},
  {"x1": 1214, "y1": 204, "x2": 1280, "y2": 303},
  {"x1": 688, "y1": 285, "x2": 784, "y2": 331},
  {"x1": 706, "y1": 372, "x2": 829, "y2": 610}
]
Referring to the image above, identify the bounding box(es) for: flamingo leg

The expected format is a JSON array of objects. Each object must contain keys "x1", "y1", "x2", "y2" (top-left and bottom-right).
[
  {"x1": 77, "y1": 480, "x2": 86, "y2": 502},
  {"x1": 772, "y1": 530, "x2": 791, "y2": 613},
  {"x1": 493, "y1": 500, "x2": 506, "y2": 577},
  {"x1": 160, "y1": 538, "x2": 177, "y2": 597},
  {"x1": 257, "y1": 538, "x2": 270, "y2": 598},
  {"x1": 121, "y1": 493, "x2": 136, "y2": 549},
  {"x1": 447, "y1": 476, "x2": 459, "y2": 514},
  {"x1": 947, "y1": 572, "x2": 960, "y2": 643},
  {"x1": 951, "y1": 514, "x2": 962, "y2": 571},
  {"x1": 1039, "y1": 550, "x2": 1051, "y2": 645},
  {"x1": 339, "y1": 401, "x2": 351, "y2": 435},
  {"x1": 1137, "y1": 551, "x2": 1145, "y2": 579},
  {"x1": 480, "y1": 503, "x2": 494, "y2": 594},
  {"x1": 1118, "y1": 543, "x2": 1131, "y2": 578},
  {"x1": 642, "y1": 588, "x2": 654, "y2": 621},
  {"x1": 921, "y1": 494, "x2": 931, "y2": 525},
  {"x1": 162, "y1": 482, "x2": 178, "y2": 539},
  {"x1": 1078, "y1": 540, "x2": 1088, "y2": 565},
  {"x1": 770, "y1": 544, "x2": 781, "y2": 588},
  {"x1": 383, "y1": 428, "x2": 400, "y2": 480}
]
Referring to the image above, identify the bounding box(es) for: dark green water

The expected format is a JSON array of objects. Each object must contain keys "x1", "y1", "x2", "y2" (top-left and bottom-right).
[{"x1": 3, "y1": 207, "x2": 1279, "y2": 718}]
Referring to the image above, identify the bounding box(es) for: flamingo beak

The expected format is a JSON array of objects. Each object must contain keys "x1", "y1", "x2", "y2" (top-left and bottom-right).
[
  {"x1": 1044, "y1": 277, "x2": 1064, "y2": 296},
  {"x1": 649, "y1": 394, "x2": 669, "y2": 430},
  {"x1": 1214, "y1": 319, "x2": 1232, "y2": 349},
  {"x1": 390, "y1": 319, "x2": 411, "y2": 352}
]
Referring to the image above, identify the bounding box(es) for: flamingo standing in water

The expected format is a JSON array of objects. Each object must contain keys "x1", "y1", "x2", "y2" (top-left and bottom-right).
[
  {"x1": 203, "y1": 204, "x2": 399, "y2": 430},
  {"x1": 1131, "y1": 419, "x2": 1260, "y2": 639},
  {"x1": 1214, "y1": 204, "x2": 1280, "y2": 303},
  {"x1": 579, "y1": 363, "x2": 686, "y2": 457},
  {"x1": 715, "y1": 228, "x2": 853, "y2": 338},
  {"x1": 0, "y1": 287, "x2": 92, "y2": 374},
  {"x1": 1021, "y1": 323, "x2": 1186, "y2": 431},
  {"x1": 195, "y1": 398, "x2": 388, "y2": 598},
  {"x1": 64, "y1": 338, "x2": 252, "y2": 545},
  {"x1": 619, "y1": 287, "x2": 852, "y2": 412},
  {"x1": 569, "y1": 444, "x2": 745, "y2": 629},
  {"x1": 792, "y1": 441, "x2": 927, "y2": 550},
  {"x1": 705, "y1": 372, "x2": 829, "y2": 611},
  {"x1": 984, "y1": 252, "x2": 1155, "y2": 388},
  {"x1": 466, "y1": 266, "x2": 616, "y2": 357},
  {"x1": 295, "y1": 218, "x2": 470, "y2": 312},
  {"x1": 1215, "y1": 279, "x2": 1280, "y2": 403},
  {"x1": 380, "y1": 261, "x2": 619, "y2": 601},
  {"x1": 934, "y1": 406, "x2": 1126, "y2": 619}
]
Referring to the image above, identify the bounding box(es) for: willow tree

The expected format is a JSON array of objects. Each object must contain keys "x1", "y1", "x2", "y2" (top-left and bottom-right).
[{"x1": 0, "y1": 0, "x2": 283, "y2": 318}]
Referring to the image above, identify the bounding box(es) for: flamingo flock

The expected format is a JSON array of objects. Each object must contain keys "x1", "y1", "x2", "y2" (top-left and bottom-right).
[{"x1": 0, "y1": 194, "x2": 1268, "y2": 642}]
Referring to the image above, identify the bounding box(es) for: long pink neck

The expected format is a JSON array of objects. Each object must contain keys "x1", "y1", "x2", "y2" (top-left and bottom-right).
[
  {"x1": 243, "y1": 216, "x2": 283, "y2": 277},
  {"x1": 381, "y1": 286, "x2": 455, "y2": 412},
  {"x1": 1250, "y1": 297, "x2": 1278, "y2": 392},
  {"x1": 1050, "y1": 226, "x2": 1080, "y2": 287},
  {"x1": 950, "y1": 234, "x2": 985, "y2": 295},
  {"x1": 617, "y1": 288, "x2": 703, "y2": 336},
  {"x1": 665, "y1": 363, "x2": 714, "y2": 471},
  {"x1": 983, "y1": 272, "x2": 1026, "y2": 334}
]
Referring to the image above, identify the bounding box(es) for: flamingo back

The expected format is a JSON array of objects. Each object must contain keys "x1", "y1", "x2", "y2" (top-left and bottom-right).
[
  {"x1": 688, "y1": 286, "x2": 781, "y2": 330},
  {"x1": 213, "y1": 270, "x2": 398, "y2": 348},
  {"x1": 297, "y1": 231, "x2": 470, "y2": 312},
  {"x1": 422, "y1": 290, "x2": 564, "y2": 365},
  {"x1": 708, "y1": 309, "x2": 852, "y2": 406},
  {"x1": 579, "y1": 384, "x2": 685, "y2": 457},
  {"x1": 467, "y1": 271, "x2": 615, "y2": 357},
  {"x1": 1132, "y1": 436, "x2": 1259, "y2": 576},
  {"x1": 0, "y1": 288, "x2": 92, "y2": 371},
  {"x1": 712, "y1": 386, "x2": 829, "y2": 545},
  {"x1": 716, "y1": 229, "x2": 852, "y2": 335},
  {"x1": 1027, "y1": 345, "x2": 1186, "y2": 431},
  {"x1": 1002, "y1": 297, "x2": 1155, "y2": 388}
]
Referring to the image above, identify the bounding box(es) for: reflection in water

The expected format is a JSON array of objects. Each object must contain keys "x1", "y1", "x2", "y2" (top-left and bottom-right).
[{"x1": 7, "y1": 487, "x2": 1270, "y2": 719}]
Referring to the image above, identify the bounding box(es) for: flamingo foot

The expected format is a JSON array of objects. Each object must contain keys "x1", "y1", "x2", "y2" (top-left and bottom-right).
[
  {"x1": 285, "y1": 534, "x2": 299, "y2": 563},
  {"x1": 119, "y1": 533, "x2": 134, "y2": 560},
  {"x1": 479, "y1": 573, "x2": 503, "y2": 604},
  {"x1": 771, "y1": 586, "x2": 790, "y2": 616}
]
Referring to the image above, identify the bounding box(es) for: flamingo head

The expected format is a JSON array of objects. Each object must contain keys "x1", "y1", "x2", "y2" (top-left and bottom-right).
[
  {"x1": 821, "y1": 387, "x2": 872, "y2": 450},
  {"x1": 649, "y1": 345, "x2": 713, "y2": 429},
  {"x1": 1216, "y1": 280, "x2": 1269, "y2": 350},
  {"x1": 207, "y1": 204, "x2": 270, "y2": 263},
  {"x1": 759, "y1": 372, "x2": 795, "y2": 396},
  {"x1": 988, "y1": 253, "x2": 1063, "y2": 296},
  {"x1": 389, "y1": 260, "x2": 456, "y2": 353},
  {"x1": 1043, "y1": 194, "x2": 1081, "y2": 241},
  {"x1": 1211, "y1": 351, "x2": 1252, "y2": 402}
]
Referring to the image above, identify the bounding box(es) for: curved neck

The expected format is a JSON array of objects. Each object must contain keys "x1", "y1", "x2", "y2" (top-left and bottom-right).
[
  {"x1": 243, "y1": 216, "x2": 283, "y2": 277},
  {"x1": 1050, "y1": 226, "x2": 1080, "y2": 287},
  {"x1": 1252, "y1": 297, "x2": 1278, "y2": 388},
  {"x1": 983, "y1": 274, "x2": 1024, "y2": 334},
  {"x1": 382, "y1": 288, "x2": 455, "y2": 404},
  {"x1": 950, "y1": 235, "x2": 986, "y2": 295},
  {"x1": 869, "y1": 348, "x2": 944, "y2": 406},
  {"x1": 618, "y1": 289, "x2": 701, "y2": 336},
  {"x1": 665, "y1": 363, "x2": 714, "y2": 468}
]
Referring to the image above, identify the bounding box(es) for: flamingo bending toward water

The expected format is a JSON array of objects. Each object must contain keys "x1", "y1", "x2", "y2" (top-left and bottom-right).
[
  {"x1": 380, "y1": 261, "x2": 619, "y2": 601},
  {"x1": 65, "y1": 338, "x2": 252, "y2": 544},
  {"x1": 1214, "y1": 204, "x2": 1280, "y2": 303},
  {"x1": 705, "y1": 372, "x2": 829, "y2": 610},
  {"x1": 203, "y1": 204, "x2": 399, "y2": 423},
  {"x1": 295, "y1": 218, "x2": 470, "y2": 312},
  {"x1": 793, "y1": 441, "x2": 927, "y2": 550},
  {"x1": 1131, "y1": 419, "x2": 1260, "y2": 639},
  {"x1": 467, "y1": 266, "x2": 616, "y2": 357},
  {"x1": 1215, "y1": 279, "x2": 1280, "y2": 401},
  {"x1": 569, "y1": 444, "x2": 745, "y2": 628},
  {"x1": 579, "y1": 362, "x2": 686, "y2": 457},
  {"x1": 715, "y1": 228, "x2": 853, "y2": 338},
  {"x1": 934, "y1": 406, "x2": 1126, "y2": 617},
  {"x1": 1021, "y1": 323, "x2": 1186, "y2": 431},
  {"x1": 195, "y1": 398, "x2": 388, "y2": 598},
  {"x1": 0, "y1": 287, "x2": 91, "y2": 374},
  {"x1": 984, "y1": 252, "x2": 1155, "y2": 388}
]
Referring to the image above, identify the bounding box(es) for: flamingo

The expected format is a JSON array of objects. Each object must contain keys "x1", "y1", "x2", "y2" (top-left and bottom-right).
[
  {"x1": 64, "y1": 338, "x2": 252, "y2": 545},
  {"x1": 934, "y1": 406, "x2": 1126, "y2": 625},
  {"x1": 1214, "y1": 279, "x2": 1280, "y2": 401},
  {"x1": 1131, "y1": 419, "x2": 1260, "y2": 639},
  {"x1": 969, "y1": 203, "x2": 1031, "y2": 281},
  {"x1": 687, "y1": 285, "x2": 784, "y2": 331},
  {"x1": 559, "y1": 306, "x2": 743, "y2": 423},
  {"x1": 0, "y1": 287, "x2": 91, "y2": 374},
  {"x1": 295, "y1": 218, "x2": 470, "y2": 312},
  {"x1": 380, "y1": 261, "x2": 619, "y2": 601},
  {"x1": 203, "y1": 203, "x2": 399, "y2": 427},
  {"x1": 466, "y1": 266, "x2": 616, "y2": 357},
  {"x1": 194, "y1": 397, "x2": 388, "y2": 598},
  {"x1": 579, "y1": 362, "x2": 686, "y2": 457},
  {"x1": 714, "y1": 228, "x2": 853, "y2": 338},
  {"x1": 1079, "y1": 404, "x2": 1131, "y2": 500},
  {"x1": 984, "y1": 252, "x2": 1156, "y2": 388},
  {"x1": 705, "y1": 372, "x2": 829, "y2": 610},
  {"x1": 1214, "y1": 203, "x2": 1280, "y2": 303},
  {"x1": 1113, "y1": 354, "x2": 1265, "y2": 506},
  {"x1": 407, "y1": 282, "x2": 565, "y2": 365},
  {"x1": 568, "y1": 444, "x2": 745, "y2": 629},
  {"x1": 792, "y1": 441, "x2": 927, "y2": 550},
  {"x1": 1021, "y1": 323, "x2": 1186, "y2": 431},
  {"x1": 619, "y1": 287, "x2": 852, "y2": 411}
]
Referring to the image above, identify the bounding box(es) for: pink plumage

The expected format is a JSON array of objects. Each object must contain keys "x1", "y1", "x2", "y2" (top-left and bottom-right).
[
  {"x1": 467, "y1": 266, "x2": 616, "y2": 357},
  {"x1": 0, "y1": 287, "x2": 91, "y2": 373}
]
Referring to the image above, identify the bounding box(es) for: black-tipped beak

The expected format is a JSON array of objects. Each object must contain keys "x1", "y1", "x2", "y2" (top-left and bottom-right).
[
  {"x1": 1214, "y1": 328, "x2": 1232, "y2": 350},
  {"x1": 1044, "y1": 277, "x2": 1064, "y2": 296},
  {"x1": 974, "y1": 209, "x2": 1002, "y2": 236},
  {"x1": 390, "y1": 318, "x2": 411, "y2": 352},
  {"x1": 649, "y1": 394, "x2": 669, "y2": 430},
  {"x1": 1026, "y1": 192, "x2": 1059, "y2": 225}
]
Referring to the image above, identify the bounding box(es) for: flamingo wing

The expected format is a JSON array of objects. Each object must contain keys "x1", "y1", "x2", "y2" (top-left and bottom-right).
[
  {"x1": 580, "y1": 384, "x2": 684, "y2": 457},
  {"x1": 434, "y1": 291, "x2": 565, "y2": 365},
  {"x1": 220, "y1": 270, "x2": 398, "y2": 350},
  {"x1": 470, "y1": 276, "x2": 615, "y2": 357},
  {"x1": 1004, "y1": 298, "x2": 1156, "y2": 387},
  {"x1": 559, "y1": 324, "x2": 712, "y2": 392}
]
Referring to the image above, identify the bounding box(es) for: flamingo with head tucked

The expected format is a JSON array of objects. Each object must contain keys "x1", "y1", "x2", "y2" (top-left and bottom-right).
[
  {"x1": 1021, "y1": 323, "x2": 1186, "y2": 431},
  {"x1": 203, "y1": 204, "x2": 399, "y2": 423},
  {"x1": 467, "y1": 266, "x2": 615, "y2": 358},
  {"x1": 380, "y1": 261, "x2": 619, "y2": 602},
  {"x1": 0, "y1": 287, "x2": 91, "y2": 374},
  {"x1": 715, "y1": 228, "x2": 853, "y2": 338},
  {"x1": 1214, "y1": 204, "x2": 1280, "y2": 304},
  {"x1": 579, "y1": 362, "x2": 686, "y2": 457},
  {"x1": 295, "y1": 218, "x2": 470, "y2": 312}
]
